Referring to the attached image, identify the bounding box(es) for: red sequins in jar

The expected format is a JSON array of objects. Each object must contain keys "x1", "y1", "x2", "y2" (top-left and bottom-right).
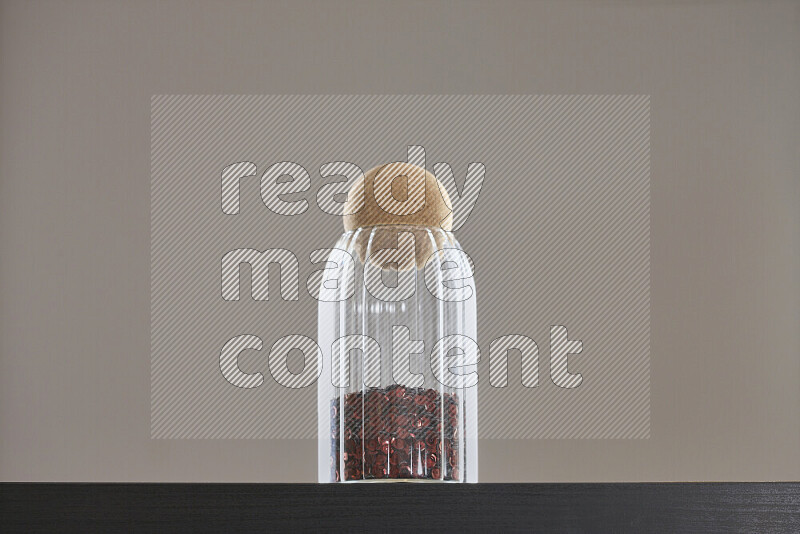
[{"x1": 317, "y1": 163, "x2": 477, "y2": 483}]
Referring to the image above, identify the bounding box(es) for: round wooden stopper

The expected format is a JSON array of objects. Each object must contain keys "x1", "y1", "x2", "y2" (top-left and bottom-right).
[{"x1": 343, "y1": 163, "x2": 454, "y2": 232}]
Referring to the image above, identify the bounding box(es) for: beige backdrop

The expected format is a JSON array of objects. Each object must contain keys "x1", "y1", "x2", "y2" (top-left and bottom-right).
[{"x1": 1, "y1": 0, "x2": 798, "y2": 482}]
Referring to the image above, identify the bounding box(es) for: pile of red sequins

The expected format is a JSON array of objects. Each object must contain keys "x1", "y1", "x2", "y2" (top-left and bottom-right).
[{"x1": 330, "y1": 384, "x2": 461, "y2": 481}]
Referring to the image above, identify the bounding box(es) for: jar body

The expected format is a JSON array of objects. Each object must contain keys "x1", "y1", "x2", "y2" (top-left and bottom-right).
[{"x1": 317, "y1": 225, "x2": 478, "y2": 483}]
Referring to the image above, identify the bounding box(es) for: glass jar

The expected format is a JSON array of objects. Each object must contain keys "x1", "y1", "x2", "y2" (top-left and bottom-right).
[{"x1": 317, "y1": 224, "x2": 478, "y2": 482}]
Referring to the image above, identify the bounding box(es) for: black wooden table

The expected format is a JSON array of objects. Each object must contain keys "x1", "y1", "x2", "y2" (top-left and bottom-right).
[{"x1": 2, "y1": 483, "x2": 798, "y2": 532}]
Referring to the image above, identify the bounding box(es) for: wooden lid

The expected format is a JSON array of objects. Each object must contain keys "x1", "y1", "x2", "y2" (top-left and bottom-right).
[{"x1": 343, "y1": 163, "x2": 453, "y2": 231}]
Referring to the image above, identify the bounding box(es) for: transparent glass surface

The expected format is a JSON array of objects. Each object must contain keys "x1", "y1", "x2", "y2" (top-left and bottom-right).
[{"x1": 317, "y1": 225, "x2": 478, "y2": 483}]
